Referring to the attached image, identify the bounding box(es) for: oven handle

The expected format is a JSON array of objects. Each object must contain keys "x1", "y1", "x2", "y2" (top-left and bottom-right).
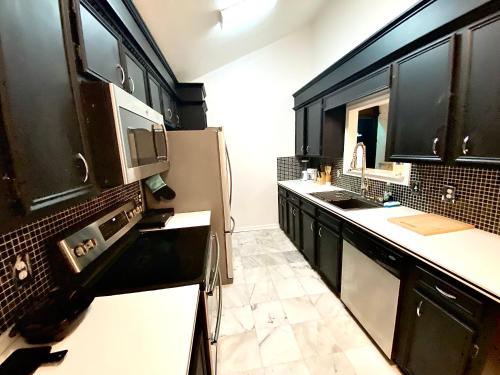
[
  {"x1": 208, "y1": 233, "x2": 220, "y2": 295},
  {"x1": 211, "y1": 270, "x2": 222, "y2": 345}
]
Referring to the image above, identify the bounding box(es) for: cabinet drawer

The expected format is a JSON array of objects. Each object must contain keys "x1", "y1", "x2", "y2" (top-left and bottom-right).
[
  {"x1": 415, "y1": 266, "x2": 484, "y2": 322},
  {"x1": 287, "y1": 193, "x2": 300, "y2": 206},
  {"x1": 317, "y1": 209, "x2": 341, "y2": 233},
  {"x1": 301, "y1": 200, "x2": 316, "y2": 216}
]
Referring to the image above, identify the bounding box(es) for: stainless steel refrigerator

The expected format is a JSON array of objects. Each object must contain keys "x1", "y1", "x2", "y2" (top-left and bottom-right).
[{"x1": 144, "y1": 127, "x2": 234, "y2": 284}]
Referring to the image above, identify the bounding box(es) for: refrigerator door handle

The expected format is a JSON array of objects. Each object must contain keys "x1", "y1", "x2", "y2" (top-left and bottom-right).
[{"x1": 225, "y1": 144, "x2": 233, "y2": 208}]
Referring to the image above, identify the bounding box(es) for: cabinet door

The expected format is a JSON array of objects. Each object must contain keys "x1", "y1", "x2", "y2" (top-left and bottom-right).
[
  {"x1": 293, "y1": 207, "x2": 301, "y2": 249},
  {"x1": 0, "y1": 0, "x2": 94, "y2": 227},
  {"x1": 386, "y1": 35, "x2": 456, "y2": 162},
  {"x1": 295, "y1": 108, "x2": 305, "y2": 156},
  {"x1": 455, "y1": 13, "x2": 500, "y2": 165},
  {"x1": 301, "y1": 212, "x2": 316, "y2": 266},
  {"x1": 278, "y1": 195, "x2": 284, "y2": 230},
  {"x1": 148, "y1": 75, "x2": 163, "y2": 114},
  {"x1": 161, "y1": 87, "x2": 174, "y2": 124},
  {"x1": 124, "y1": 50, "x2": 148, "y2": 103},
  {"x1": 317, "y1": 224, "x2": 341, "y2": 293},
  {"x1": 405, "y1": 289, "x2": 474, "y2": 375},
  {"x1": 306, "y1": 101, "x2": 322, "y2": 156},
  {"x1": 78, "y1": 3, "x2": 123, "y2": 86},
  {"x1": 281, "y1": 197, "x2": 288, "y2": 234}
]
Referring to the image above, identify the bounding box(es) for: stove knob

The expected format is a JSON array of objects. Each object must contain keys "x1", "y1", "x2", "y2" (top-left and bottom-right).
[
  {"x1": 127, "y1": 210, "x2": 134, "y2": 219},
  {"x1": 74, "y1": 245, "x2": 86, "y2": 257}
]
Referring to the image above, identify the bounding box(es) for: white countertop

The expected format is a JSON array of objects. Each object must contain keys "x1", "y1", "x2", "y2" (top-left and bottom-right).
[
  {"x1": 141, "y1": 210, "x2": 211, "y2": 232},
  {"x1": 0, "y1": 285, "x2": 200, "y2": 375},
  {"x1": 279, "y1": 180, "x2": 500, "y2": 303}
]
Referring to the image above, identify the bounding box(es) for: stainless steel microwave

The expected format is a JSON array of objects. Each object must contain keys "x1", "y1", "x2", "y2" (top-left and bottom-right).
[{"x1": 81, "y1": 82, "x2": 170, "y2": 187}]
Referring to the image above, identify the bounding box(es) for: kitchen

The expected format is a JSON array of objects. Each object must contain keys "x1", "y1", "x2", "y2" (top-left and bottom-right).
[{"x1": 0, "y1": 0, "x2": 499, "y2": 374}]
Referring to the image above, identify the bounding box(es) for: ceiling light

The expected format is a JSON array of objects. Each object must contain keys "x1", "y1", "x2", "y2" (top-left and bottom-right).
[{"x1": 218, "y1": 0, "x2": 278, "y2": 30}]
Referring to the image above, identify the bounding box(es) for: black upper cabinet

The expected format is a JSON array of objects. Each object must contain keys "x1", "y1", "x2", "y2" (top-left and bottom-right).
[
  {"x1": 301, "y1": 212, "x2": 316, "y2": 266},
  {"x1": 386, "y1": 35, "x2": 456, "y2": 162},
  {"x1": 454, "y1": 13, "x2": 500, "y2": 165},
  {"x1": 295, "y1": 107, "x2": 306, "y2": 156},
  {"x1": 77, "y1": 3, "x2": 124, "y2": 87},
  {"x1": 403, "y1": 289, "x2": 475, "y2": 375},
  {"x1": 161, "y1": 87, "x2": 174, "y2": 124},
  {"x1": 317, "y1": 223, "x2": 342, "y2": 294},
  {"x1": 306, "y1": 101, "x2": 322, "y2": 157},
  {"x1": 148, "y1": 75, "x2": 163, "y2": 114},
  {"x1": 0, "y1": 0, "x2": 94, "y2": 231},
  {"x1": 123, "y1": 49, "x2": 148, "y2": 103}
]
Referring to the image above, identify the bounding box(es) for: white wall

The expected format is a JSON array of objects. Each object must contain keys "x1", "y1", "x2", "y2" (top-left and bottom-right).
[
  {"x1": 193, "y1": 29, "x2": 313, "y2": 231},
  {"x1": 194, "y1": 0, "x2": 421, "y2": 230},
  {"x1": 309, "y1": 0, "x2": 419, "y2": 76}
]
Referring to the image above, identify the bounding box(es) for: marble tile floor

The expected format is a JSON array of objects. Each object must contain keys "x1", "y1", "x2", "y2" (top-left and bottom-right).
[{"x1": 218, "y1": 229, "x2": 401, "y2": 375}]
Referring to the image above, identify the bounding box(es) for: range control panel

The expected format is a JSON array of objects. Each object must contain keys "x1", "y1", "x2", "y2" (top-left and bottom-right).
[{"x1": 57, "y1": 201, "x2": 143, "y2": 273}]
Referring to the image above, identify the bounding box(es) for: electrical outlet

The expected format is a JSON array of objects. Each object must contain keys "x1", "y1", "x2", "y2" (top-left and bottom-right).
[
  {"x1": 11, "y1": 253, "x2": 32, "y2": 289},
  {"x1": 336, "y1": 169, "x2": 341, "y2": 178},
  {"x1": 441, "y1": 185, "x2": 456, "y2": 203},
  {"x1": 411, "y1": 180, "x2": 421, "y2": 193}
]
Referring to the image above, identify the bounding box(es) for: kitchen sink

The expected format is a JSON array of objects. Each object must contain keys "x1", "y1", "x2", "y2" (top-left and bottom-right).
[
  {"x1": 309, "y1": 191, "x2": 382, "y2": 210},
  {"x1": 329, "y1": 198, "x2": 380, "y2": 210}
]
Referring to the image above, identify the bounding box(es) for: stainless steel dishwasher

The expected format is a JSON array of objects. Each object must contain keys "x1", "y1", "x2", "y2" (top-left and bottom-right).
[{"x1": 341, "y1": 224, "x2": 403, "y2": 358}]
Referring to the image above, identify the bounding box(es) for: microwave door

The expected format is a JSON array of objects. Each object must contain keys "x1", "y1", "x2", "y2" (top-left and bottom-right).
[
  {"x1": 128, "y1": 128, "x2": 156, "y2": 166},
  {"x1": 152, "y1": 123, "x2": 168, "y2": 161}
]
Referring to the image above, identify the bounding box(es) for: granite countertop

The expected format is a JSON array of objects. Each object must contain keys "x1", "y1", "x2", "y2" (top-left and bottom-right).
[{"x1": 279, "y1": 180, "x2": 500, "y2": 303}]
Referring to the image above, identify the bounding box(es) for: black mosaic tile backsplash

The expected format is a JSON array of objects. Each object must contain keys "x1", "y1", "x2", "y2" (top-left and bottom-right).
[
  {"x1": 277, "y1": 156, "x2": 500, "y2": 235},
  {"x1": 0, "y1": 183, "x2": 141, "y2": 336}
]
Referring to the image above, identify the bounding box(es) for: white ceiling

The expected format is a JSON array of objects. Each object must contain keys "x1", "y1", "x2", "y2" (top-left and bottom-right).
[{"x1": 132, "y1": 0, "x2": 327, "y2": 81}]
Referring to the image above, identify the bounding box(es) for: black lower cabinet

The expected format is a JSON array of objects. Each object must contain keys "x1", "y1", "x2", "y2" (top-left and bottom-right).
[
  {"x1": 301, "y1": 212, "x2": 316, "y2": 266},
  {"x1": 403, "y1": 289, "x2": 475, "y2": 375},
  {"x1": 292, "y1": 205, "x2": 301, "y2": 250},
  {"x1": 317, "y1": 224, "x2": 342, "y2": 294},
  {"x1": 302, "y1": 212, "x2": 316, "y2": 267},
  {"x1": 278, "y1": 195, "x2": 287, "y2": 232}
]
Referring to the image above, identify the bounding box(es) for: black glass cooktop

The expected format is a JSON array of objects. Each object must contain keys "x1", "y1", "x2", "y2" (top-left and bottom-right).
[{"x1": 91, "y1": 226, "x2": 211, "y2": 296}]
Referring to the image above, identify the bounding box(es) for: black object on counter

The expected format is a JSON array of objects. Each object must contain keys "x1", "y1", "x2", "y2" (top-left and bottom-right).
[
  {"x1": 15, "y1": 288, "x2": 93, "y2": 344},
  {"x1": 0, "y1": 347, "x2": 67, "y2": 375},
  {"x1": 137, "y1": 208, "x2": 174, "y2": 230}
]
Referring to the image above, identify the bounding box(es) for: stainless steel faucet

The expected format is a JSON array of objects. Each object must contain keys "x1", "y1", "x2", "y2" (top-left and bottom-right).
[{"x1": 350, "y1": 142, "x2": 369, "y2": 198}]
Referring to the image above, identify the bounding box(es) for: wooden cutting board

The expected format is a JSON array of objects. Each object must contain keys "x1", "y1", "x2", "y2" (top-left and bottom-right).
[{"x1": 388, "y1": 213, "x2": 474, "y2": 236}]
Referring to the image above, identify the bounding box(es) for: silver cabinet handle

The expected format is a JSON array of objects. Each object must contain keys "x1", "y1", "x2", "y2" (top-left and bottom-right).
[
  {"x1": 462, "y1": 136, "x2": 469, "y2": 155},
  {"x1": 417, "y1": 300, "x2": 423, "y2": 317},
  {"x1": 435, "y1": 286, "x2": 457, "y2": 300},
  {"x1": 116, "y1": 64, "x2": 125, "y2": 84},
  {"x1": 208, "y1": 233, "x2": 220, "y2": 295},
  {"x1": 306, "y1": 145, "x2": 310, "y2": 153},
  {"x1": 472, "y1": 344, "x2": 479, "y2": 358},
  {"x1": 211, "y1": 271, "x2": 223, "y2": 345},
  {"x1": 432, "y1": 137, "x2": 438, "y2": 155},
  {"x1": 300, "y1": 145, "x2": 304, "y2": 152},
  {"x1": 167, "y1": 108, "x2": 173, "y2": 120},
  {"x1": 176, "y1": 114, "x2": 180, "y2": 125},
  {"x1": 75, "y1": 153, "x2": 89, "y2": 183},
  {"x1": 128, "y1": 76, "x2": 135, "y2": 94},
  {"x1": 310, "y1": 222, "x2": 314, "y2": 232},
  {"x1": 318, "y1": 227, "x2": 322, "y2": 237},
  {"x1": 292, "y1": 209, "x2": 296, "y2": 216}
]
